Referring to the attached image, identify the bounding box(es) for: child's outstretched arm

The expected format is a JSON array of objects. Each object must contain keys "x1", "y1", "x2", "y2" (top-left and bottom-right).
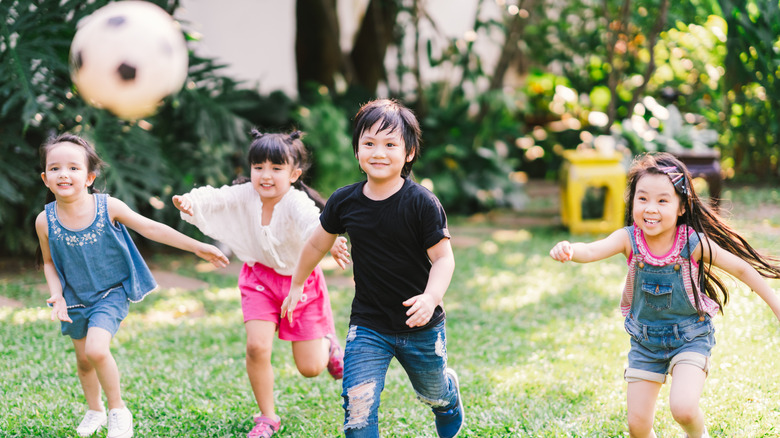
[
  {"x1": 403, "y1": 237, "x2": 455, "y2": 328},
  {"x1": 35, "y1": 212, "x2": 72, "y2": 322},
  {"x1": 550, "y1": 228, "x2": 630, "y2": 264},
  {"x1": 107, "y1": 197, "x2": 229, "y2": 268},
  {"x1": 699, "y1": 239, "x2": 780, "y2": 321},
  {"x1": 283, "y1": 225, "x2": 337, "y2": 322}
]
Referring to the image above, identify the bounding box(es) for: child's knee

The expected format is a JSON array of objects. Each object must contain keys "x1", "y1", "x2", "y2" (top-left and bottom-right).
[
  {"x1": 84, "y1": 344, "x2": 110, "y2": 364},
  {"x1": 627, "y1": 411, "x2": 654, "y2": 435},
  {"x1": 296, "y1": 362, "x2": 321, "y2": 378},
  {"x1": 343, "y1": 380, "x2": 377, "y2": 431},
  {"x1": 670, "y1": 401, "x2": 701, "y2": 426},
  {"x1": 75, "y1": 354, "x2": 93, "y2": 372},
  {"x1": 245, "y1": 340, "x2": 272, "y2": 362}
]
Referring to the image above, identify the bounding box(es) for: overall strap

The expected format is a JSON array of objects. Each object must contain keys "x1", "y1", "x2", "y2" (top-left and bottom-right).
[
  {"x1": 679, "y1": 226, "x2": 701, "y2": 260},
  {"x1": 626, "y1": 225, "x2": 639, "y2": 256},
  {"x1": 44, "y1": 201, "x2": 58, "y2": 235}
]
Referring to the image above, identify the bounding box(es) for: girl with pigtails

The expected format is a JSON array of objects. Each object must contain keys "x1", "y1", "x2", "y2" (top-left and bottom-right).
[
  {"x1": 550, "y1": 152, "x2": 780, "y2": 438},
  {"x1": 173, "y1": 130, "x2": 350, "y2": 438}
]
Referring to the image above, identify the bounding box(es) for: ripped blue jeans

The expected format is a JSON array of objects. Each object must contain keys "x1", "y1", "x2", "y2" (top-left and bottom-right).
[{"x1": 341, "y1": 321, "x2": 457, "y2": 437}]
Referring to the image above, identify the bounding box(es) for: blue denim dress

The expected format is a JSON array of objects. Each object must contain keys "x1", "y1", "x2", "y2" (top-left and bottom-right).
[
  {"x1": 46, "y1": 194, "x2": 157, "y2": 308},
  {"x1": 623, "y1": 225, "x2": 715, "y2": 379}
]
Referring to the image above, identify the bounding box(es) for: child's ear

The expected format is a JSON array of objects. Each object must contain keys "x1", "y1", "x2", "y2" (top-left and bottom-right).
[
  {"x1": 406, "y1": 150, "x2": 415, "y2": 163},
  {"x1": 290, "y1": 168, "x2": 303, "y2": 184},
  {"x1": 40, "y1": 172, "x2": 48, "y2": 187},
  {"x1": 86, "y1": 172, "x2": 97, "y2": 187}
]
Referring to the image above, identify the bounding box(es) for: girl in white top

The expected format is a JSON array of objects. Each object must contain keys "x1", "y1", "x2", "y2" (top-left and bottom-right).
[{"x1": 173, "y1": 130, "x2": 349, "y2": 438}]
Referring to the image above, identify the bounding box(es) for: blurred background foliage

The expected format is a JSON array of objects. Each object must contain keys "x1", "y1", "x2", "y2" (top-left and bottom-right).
[{"x1": 1, "y1": 0, "x2": 778, "y2": 255}]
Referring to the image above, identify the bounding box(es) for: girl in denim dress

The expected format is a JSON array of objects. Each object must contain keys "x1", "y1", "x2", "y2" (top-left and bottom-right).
[
  {"x1": 35, "y1": 134, "x2": 229, "y2": 438},
  {"x1": 550, "y1": 152, "x2": 780, "y2": 438}
]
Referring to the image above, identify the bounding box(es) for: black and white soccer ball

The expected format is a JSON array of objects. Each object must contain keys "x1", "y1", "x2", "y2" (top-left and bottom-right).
[{"x1": 69, "y1": 1, "x2": 188, "y2": 119}]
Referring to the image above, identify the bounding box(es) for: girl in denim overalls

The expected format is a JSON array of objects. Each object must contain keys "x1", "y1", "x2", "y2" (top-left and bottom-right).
[
  {"x1": 35, "y1": 134, "x2": 229, "y2": 438},
  {"x1": 550, "y1": 152, "x2": 780, "y2": 438}
]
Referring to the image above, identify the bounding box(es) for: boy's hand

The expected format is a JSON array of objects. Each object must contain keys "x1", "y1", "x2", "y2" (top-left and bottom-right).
[
  {"x1": 46, "y1": 295, "x2": 72, "y2": 323},
  {"x1": 330, "y1": 236, "x2": 350, "y2": 270},
  {"x1": 172, "y1": 195, "x2": 193, "y2": 216},
  {"x1": 196, "y1": 243, "x2": 230, "y2": 268},
  {"x1": 281, "y1": 285, "x2": 304, "y2": 323},
  {"x1": 403, "y1": 294, "x2": 437, "y2": 328},
  {"x1": 550, "y1": 241, "x2": 574, "y2": 262}
]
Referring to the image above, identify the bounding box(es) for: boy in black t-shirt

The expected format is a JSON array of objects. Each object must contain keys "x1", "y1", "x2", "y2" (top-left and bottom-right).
[{"x1": 283, "y1": 99, "x2": 464, "y2": 437}]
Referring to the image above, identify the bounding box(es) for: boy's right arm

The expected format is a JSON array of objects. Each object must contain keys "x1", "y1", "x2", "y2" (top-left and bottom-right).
[
  {"x1": 282, "y1": 225, "x2": 338, "y2": 322},
  {"x1": 550, "y1": 228, "x2": 630, "y2": 263},
  {"x1": 35, "y1": 212, "x2": 72, "y2": 323}
]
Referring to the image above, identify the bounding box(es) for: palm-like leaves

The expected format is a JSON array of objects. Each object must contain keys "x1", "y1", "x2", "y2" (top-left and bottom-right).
[{"x1": 0, "y1": 0, "x2": 263, "y2": 254}]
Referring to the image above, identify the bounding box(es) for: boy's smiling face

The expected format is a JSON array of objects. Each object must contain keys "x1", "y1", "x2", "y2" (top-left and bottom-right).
[{"x1": 356, "y1": 122, "x2": 414, "y2": 184}]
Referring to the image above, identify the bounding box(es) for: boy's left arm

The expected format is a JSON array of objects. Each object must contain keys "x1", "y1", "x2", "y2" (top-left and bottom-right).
[{"x1": 403, "y1": 237, "x2": 455, "y2": 328}]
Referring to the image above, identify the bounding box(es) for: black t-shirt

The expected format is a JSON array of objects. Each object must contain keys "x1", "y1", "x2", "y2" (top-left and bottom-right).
[{"x1": 320, "y1": 178, "x2": 450, "y2": 334}]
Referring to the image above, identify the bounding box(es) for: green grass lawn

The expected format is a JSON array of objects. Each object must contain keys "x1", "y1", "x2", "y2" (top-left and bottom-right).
[{"x1": 2, "y1": 185, "x2": 780, "y2": 437}]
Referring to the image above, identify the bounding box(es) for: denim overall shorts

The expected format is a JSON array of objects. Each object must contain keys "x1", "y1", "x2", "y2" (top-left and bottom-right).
[{"x1": 623, "y1": 226, "x2": 715, "y2": 383}]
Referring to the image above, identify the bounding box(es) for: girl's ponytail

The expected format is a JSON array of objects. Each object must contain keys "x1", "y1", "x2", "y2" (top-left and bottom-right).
[{"x1": 294, "y1": 180, "x2": 326, "y2": 210}]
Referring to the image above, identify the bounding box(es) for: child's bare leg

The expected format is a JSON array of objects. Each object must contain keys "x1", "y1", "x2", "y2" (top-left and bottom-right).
[
  {"x1": 84, "y1": 327, "x2": 124, "y2": 410},
  {"x1": 72, "y1": 337, "x2": 104, "y2": 411},
  {"x1": 291, "y1": 338, "x2": 329, "y2": 377},
  {"x1": 627, "y1": 380, "x2": 662, "y2": 438},
  {"x1": 669, "y1": 364, "x2": 707, "y2": 437},
  {"x1": 245, "y1": 320, "x2": 277, "y2": 417}
]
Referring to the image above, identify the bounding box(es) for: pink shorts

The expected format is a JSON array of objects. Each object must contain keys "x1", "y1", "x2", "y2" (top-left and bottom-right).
[{"x1": 238, "y1": 262, "x2": 336, "y2": 341}]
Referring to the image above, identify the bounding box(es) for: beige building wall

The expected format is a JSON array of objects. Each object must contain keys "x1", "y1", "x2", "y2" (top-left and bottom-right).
[{"x1": 176, "y1": 0, "x2": 500, "y2": 97}]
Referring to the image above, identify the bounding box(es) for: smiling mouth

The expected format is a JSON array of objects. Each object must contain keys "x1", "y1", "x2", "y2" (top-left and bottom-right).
[{"x1": 644, "y1": 219, "x2": 659, "y2": 225}]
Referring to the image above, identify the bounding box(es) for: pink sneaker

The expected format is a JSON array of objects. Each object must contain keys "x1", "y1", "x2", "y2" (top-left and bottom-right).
[
  {"x1": 247, "y1": 415, "x2": 280, "y2": 438},
  {"x1": 325, "y1": 333, "x2": 344, "y2": 380}
]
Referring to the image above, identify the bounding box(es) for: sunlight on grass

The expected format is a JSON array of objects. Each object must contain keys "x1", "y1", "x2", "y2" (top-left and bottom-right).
[
  {"x1": 203, "y1": 286, "x2": 241, "y2": 302},
  {"x1": 4, "y1": 187, "x2": 780, "y2": 436},
  {"x1": 7, "y1": 307, "x2": 49, "y2": 325},
  {"x1": 491, "y1": 229, "x2": 532, "y2": 243}
]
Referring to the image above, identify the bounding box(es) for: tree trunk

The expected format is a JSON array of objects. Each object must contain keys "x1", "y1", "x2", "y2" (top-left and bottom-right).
[
  {"x1": 295, "y1": 0, "x2": 342, "y2": 96},
  {"x1": 347, "y1": 0, "x2": 398, "y2": 94}
]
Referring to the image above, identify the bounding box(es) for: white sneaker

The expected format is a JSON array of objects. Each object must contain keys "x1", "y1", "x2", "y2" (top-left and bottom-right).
[
  {"x1": 76, "y1": 409, "x2": 107, "y2": 437},
  {"x1": 107, "y1": 407, "x2": 134, "y2": 438}
]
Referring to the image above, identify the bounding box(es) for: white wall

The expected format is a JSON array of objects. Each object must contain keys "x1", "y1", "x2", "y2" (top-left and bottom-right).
[{"x1": 176, "y1": 0, "x2": 500, "y2": 97}]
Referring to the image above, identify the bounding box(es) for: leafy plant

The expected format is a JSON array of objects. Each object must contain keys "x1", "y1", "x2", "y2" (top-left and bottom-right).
[{"x1": 0, "y1": 0, "x2": 278, "y2": 255}]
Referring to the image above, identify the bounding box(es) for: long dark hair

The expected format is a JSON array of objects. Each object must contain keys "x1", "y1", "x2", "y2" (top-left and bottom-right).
[
  {"x1": 36, "y1": 133, "x2": 107, "y2": 267},
  {"x1": 239, "y1": 129, "x2": 326, "y2": 210},
  {"x1": 624, "y1": 152, "x2": 780, "y2": 315}
]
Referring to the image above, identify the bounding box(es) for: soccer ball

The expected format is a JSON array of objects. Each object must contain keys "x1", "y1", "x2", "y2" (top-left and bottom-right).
[{"x1": 69, "y1": 1, "x2": 189, "y2": 120}]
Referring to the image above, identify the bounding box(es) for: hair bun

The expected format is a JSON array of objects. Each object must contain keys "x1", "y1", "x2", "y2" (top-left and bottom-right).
[
  {"x1": 250, "y1": 129, "x2": 264, "y2": 139},
  {"x1": 289, "y1": 130, "x2": 302, "y2": 140}
]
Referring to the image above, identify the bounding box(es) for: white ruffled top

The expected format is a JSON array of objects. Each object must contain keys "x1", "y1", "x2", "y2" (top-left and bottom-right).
[{"x1": 179, "y1": 183, "x2": 320, "y2": 276}]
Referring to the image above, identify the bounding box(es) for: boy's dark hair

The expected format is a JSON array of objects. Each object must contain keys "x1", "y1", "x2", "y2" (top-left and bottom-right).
[
  {"x1": 625, "y1": 152, "x2": 780, "y2": 315},
  {"x1": 243, "y1": 129, "x2": 326, "y2": 209},
  {"x1": 351, "y1": 99, "x2": 421, "y2": 178}
]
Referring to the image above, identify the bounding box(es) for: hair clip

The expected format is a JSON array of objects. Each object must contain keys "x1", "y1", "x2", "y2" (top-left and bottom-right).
[
  {"x1": 658, "y1": 165, "x2": 688, "y2": 195},
  {"x1": 289, "y1": 131, "x2": 302, "y2": 140}
]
